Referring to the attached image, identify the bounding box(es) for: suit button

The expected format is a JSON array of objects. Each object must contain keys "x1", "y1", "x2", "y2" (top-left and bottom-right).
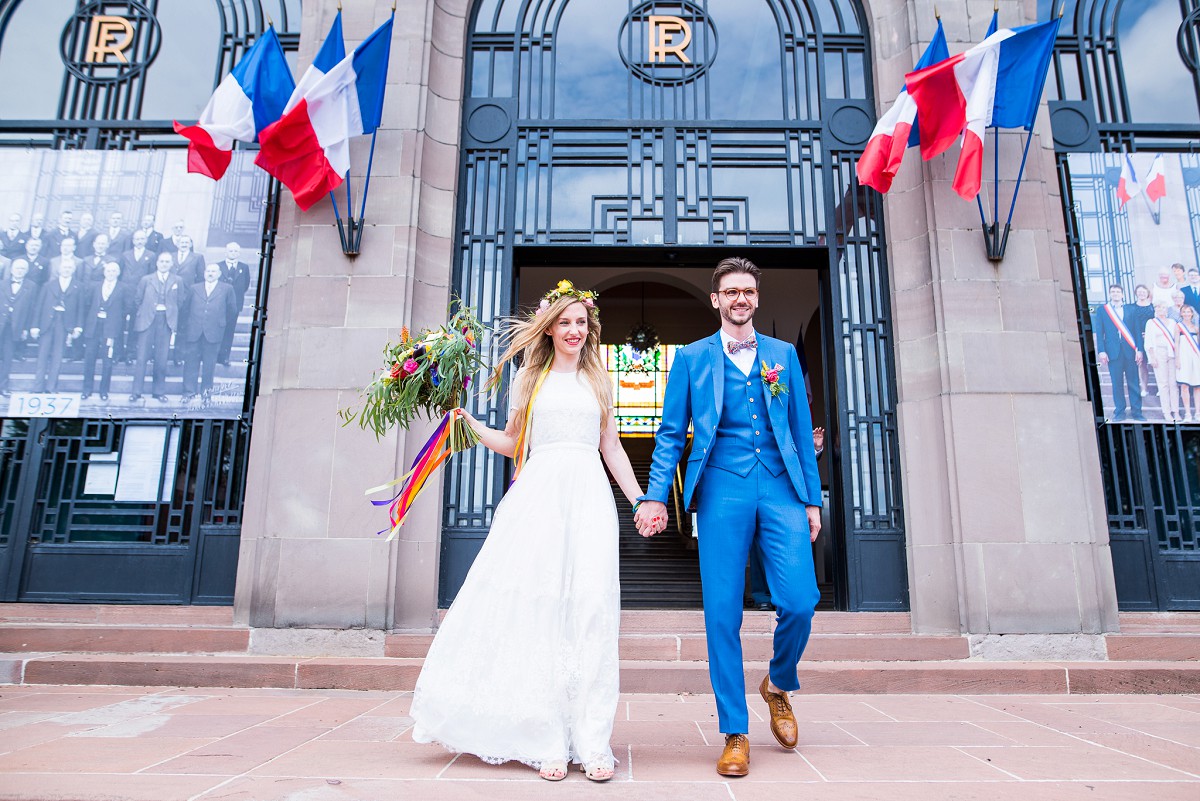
[
  {"x1": 746, "y1": 381, "x2": 751, "y2": 386},
  {"x1": 749, "y1": 398, "x2": 754, "y2": 403},
  {"x1": 755, "y1": 448, "x2": 760, "y2": 453},
  {"x1": 755, "y1": 431, "x2": 760, "y2": 436},
  {"x1": 752, "y1": 414, "x2": 757, "y2": 420}
]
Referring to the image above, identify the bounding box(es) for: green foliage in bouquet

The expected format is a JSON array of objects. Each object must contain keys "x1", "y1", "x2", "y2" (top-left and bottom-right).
[{"x1": 338, "y1": 300, "x2": 486, "y2": 449}]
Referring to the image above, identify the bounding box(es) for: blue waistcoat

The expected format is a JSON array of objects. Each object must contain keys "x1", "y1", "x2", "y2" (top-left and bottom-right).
[{"x1": 706, "y1": 354, "x2": 787, "y2": 478}]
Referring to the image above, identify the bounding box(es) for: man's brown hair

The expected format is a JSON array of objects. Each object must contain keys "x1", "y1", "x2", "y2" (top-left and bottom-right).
[{"x1": 711, "y1": 256, "x2": 762, "y2": 293}]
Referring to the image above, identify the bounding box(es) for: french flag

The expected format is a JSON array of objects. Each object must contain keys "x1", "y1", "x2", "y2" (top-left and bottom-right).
[
  {"x1": 906, "y1": 18, "x2": 1060, "y2": 200},
  {"x1": 286, "y1": 12, "x2": 345, "y2": 113},
  {"x1": 1116, "y1": 155, "x2": 1140, "y2": 207},
  {"x1": 1144, "y1": 154, "x2": 1166, "y2": 203},
  {"x1": 857, "y1": 20, "x2": 948, "y2": 193},
  {"x1": 173, "y1": 27, "x2": 295, "y2": 180},
  {"x1": 256, "y1": 16, "x2": 393, "y2": 211}
]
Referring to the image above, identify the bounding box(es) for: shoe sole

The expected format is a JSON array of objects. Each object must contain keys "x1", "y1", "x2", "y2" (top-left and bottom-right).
[
  {"x1": 760, "y1": 680, "x2": 799, "y2": 749},
  {"x1": 717, "y1": 765, "x2": 749, "y2": 777}
]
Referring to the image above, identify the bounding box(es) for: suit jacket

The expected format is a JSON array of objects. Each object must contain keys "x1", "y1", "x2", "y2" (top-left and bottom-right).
[
  {"x1": 104, "y1": 228, "x2": 130, "y2": 255},
  {"x1": 172, "y1": 252, "x2": 205, "y2": 285},
  {"x1": 133, "y1": 271, "x2": 185, "y2": 332},
  {"x1": 183, "y1": 282, "x2": 238, "y2": 343},
  {"x1": 1183, "y1": 286, "x2": 1200, "y2": 314},
  {"x1": 75, "y1": 229, "x2": 98, "y2": 257},
  {"x1": 34, "y1": 277, "x2": 85, "y2": 333},
  {"x1": 219, "y1": 260, "x2": 252, "y2": 302},
  {"x1": 120, "y1": 249, "x2": 155, "y2": 286},
  {"x1": 80, "y1": 254, "x2": 111, "y2": 284},
  {"x1": 643, "y1": 332, "x2": 822, "y2": 509},
  {"x1": 133, "y1": 229, "x2": 165, "y2": 254},
  {"x1": 42, "y1": 227, "x2": 73, "y2": 258},
  {"x1": 83, "y1": 281, "x2": 131, "y2": 341},
  {"x1": 1093, "y1": 303, "x2": 1140, "y2": 359},
  {"x1": 22, "y1": 255, "x2": 51, "y2": 285},
  {"x1": 0, "y1": 229, "x2": 27, "y2": 258},
  {"x1": 1, "y1": 278, "x2": 37, "y2": 337}
]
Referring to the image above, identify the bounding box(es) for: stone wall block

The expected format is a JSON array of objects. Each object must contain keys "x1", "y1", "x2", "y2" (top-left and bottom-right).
[
  {"x1": 420, "y1": 133, "x2": 460, "y2": 192},
  {"x1": 431, "y1": 1, "x2": 467, "y2": 59},
  {"x1": 1012, "y1": 394, "x2": 1093, "y2": 544},
  {"x1": 959, "y1": 331, "x2": 1059, "y2": 393},
  {"x1": 896, "y1": 396, "x2": 954, "y2": 548},
  {"x1": 393, "y1": 538, "x2": 442, "y2": 629},
  {"x1": 346, "y1": 275, "x2": 413, "y2": 327},
  {"x1": 938, "y1": 280, "x2": 1003, "y2": 332},
  {"x1": 413, "y1": 228, "x2": 454, "y2": 280},
  {"x1": 340, "y1": 227, "x2": 401, "y2": 278},
  {"x1": 416, "y1": 185, "x2": 457, "y2": 240},
  {"x1": 273, "y1": 539, "x2": 379, "y2": 627},
  {"x1": 382, "y1": 84, "x2": 423, "y2": 131},
  {"x1": 896, "y1": 334, "x2": 945, "y2": 403},
  {"x1": 907, "y1": 544, "x2": 964, "y2": 633},
  {"x1": 328, "y1": 419, "x2": 403, "y2": 541},
  {"x1": 289, "y1": 276, "x2": 350, "y2": 328},
  {"x1": 258, "y1": 389, "x2": 340, "y2": 538},
  {"x1": 893, "y1": 284, "x2": 938, "y2": 343},
  {"x1": 428, "y1": 38, "x2": 465, "y2": 101},
  {"x1": 947, "y1": 393, "x2": 1025, "y2": 542},
  {"x1": 979, "y1": 543, "x2": 1084, "y2": 633},
  {"x1": 424, "y1": 91, "x2": 462, "y2": 147},
  {"x1": 886, "y1": 230, "x2": 934, "y2": 293},
  {"x1": 998, "y1": 280, "x2": 1063, "y2": 333},
  {"x1": 298, "y1": 326, "x2": 394, "y2": 388}
]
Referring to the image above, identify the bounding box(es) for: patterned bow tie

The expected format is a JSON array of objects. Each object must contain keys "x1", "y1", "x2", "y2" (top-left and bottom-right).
[{"x1": 727, "y1": 336, "x2": 757, "y2": 354}]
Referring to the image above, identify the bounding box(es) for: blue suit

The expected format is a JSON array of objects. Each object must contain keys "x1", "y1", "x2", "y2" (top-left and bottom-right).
[
  {"x1": 643, "y1": 331, "x2": 821, "y2": 734},
  {"x1": 1093, "y1": 303, "x2": 1142, "y2": 419}
]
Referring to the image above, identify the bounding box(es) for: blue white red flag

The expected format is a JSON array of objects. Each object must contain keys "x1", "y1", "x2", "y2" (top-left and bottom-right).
[
  {"x1": 173, "y1": 27, "x2": 295, "y2": 180},
  {"x1": 905, "y1": 17, "x2": 1060, "y2": 200},
  {"x1": 285, "y1": 12, "x2": 345, "y2": 113},
  {"x1": 1144, "y1": 154, "x2": 1166, "y2": 203},
  {"x1": 1117, "y1": 154, "x2": 1141, "y2": 207},
  {"x1": 856, "y1": 20, "x2": 949, "y2": 193},
  {"x1": 256, "y1": 16, "x2": 394, "y2": 211}
]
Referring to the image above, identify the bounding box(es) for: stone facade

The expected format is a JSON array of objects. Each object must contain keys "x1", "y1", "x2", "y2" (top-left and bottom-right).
[{"x1": 235, "y1": 0, "x2": 1121, "y2": 645}]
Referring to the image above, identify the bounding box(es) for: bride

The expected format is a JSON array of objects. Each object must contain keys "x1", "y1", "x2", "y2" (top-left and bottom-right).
[{"x1": 410, "y1": 280, "x2": 656, "y2": 782}]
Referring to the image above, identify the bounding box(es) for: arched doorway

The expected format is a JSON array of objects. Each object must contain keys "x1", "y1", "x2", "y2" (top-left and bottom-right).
[{"x1": 441, "y1": 0, "x2": 908, "y2": 611}]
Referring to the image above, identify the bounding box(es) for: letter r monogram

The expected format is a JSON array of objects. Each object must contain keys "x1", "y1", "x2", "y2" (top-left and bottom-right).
[
  {"x1": 85, "y1": 15, "x2": 135, "y2": 65},
  {"x1": 649, "y1": 15, "x2": 692, "y2": 64}
]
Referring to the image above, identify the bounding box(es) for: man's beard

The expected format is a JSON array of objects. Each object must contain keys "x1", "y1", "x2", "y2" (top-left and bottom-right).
[{"x1": 720, "y1": 303, "x2": 754, "y2": 326}]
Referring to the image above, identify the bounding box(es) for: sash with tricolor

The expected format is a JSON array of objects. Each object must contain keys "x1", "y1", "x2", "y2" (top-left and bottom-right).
[
  {"x1": 1102, "y1": 304, "x2": 1138, "y2": 352},
  {"x1": 1178, "y1": 322, "x2": 1200, "y2": 357},
  {"x1": 366, "y1": 409, "x2": 468, "y2": 541},
  {"x1": 1151, "y1": 318, "x2": 1177, "y2": 357}
]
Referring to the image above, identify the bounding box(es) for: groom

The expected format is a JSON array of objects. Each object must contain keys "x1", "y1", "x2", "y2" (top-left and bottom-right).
[{"x1": 635, "y1": 256, "x2": 822, "y2": 777}]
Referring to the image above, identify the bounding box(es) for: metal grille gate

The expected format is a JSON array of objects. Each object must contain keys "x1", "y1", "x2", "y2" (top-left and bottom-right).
[{"x1": 442, "y1": 0, "x2": 908, "y2": 610}]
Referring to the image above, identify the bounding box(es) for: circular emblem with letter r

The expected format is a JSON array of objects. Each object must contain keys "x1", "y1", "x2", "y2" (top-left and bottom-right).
[
  {"x1": 618, "y1": 0, "x2": 718, "y2": 85},
  {"x1": 60, "y1": 0, "x2": 162, "y2": 85}
]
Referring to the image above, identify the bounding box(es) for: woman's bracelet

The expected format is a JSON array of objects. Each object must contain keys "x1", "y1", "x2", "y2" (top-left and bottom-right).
[{"x1": 631, "y1": 500, "x2": 643, "y2": 514}]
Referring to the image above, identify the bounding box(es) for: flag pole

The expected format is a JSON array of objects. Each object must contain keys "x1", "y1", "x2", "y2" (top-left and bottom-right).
[
  {"x1": 352, "y1": 129, "x2": 380, "y2": 254},
  {"x1": 991, "y1": 130, "x2": 1034, "y2": 262}
]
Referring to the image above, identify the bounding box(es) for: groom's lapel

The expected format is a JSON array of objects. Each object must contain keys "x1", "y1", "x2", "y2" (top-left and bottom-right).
[
  {"x1": 762, "y1": 337, "x2": 789, "y2": 425},
  {"x1": 709, "y1": 332, "x2": 724, "y2": 414}
]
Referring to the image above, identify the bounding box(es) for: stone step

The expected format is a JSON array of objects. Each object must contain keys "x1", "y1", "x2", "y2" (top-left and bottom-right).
[
  {"x1": 0, "y1": 625, "x2": 249, "y2": 654},
  {"x1": 4, "y1": 653, "x2": 1197, "y2": 694},
  {"x1": 384, "y1": 632, "x2": 972, "y2": 662}
]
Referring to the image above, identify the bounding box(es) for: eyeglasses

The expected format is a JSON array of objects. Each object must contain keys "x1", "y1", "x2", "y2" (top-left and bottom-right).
[{"x1": 718, "y1": 288, "x2": 758, "y2": 301}]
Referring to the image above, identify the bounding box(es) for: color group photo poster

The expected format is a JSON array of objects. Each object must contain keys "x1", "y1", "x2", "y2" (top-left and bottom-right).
[
  {"x1": 1068, "y1": 152, "x2": 1200, "y2": 424},
  {"x1": 0, "y1": 149, "x2": 268, "y2": 420}
]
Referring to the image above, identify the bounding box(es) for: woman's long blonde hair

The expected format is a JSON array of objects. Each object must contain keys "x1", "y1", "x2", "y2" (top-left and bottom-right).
[{"x1": 491, "y1": 293, "x2": 612, "y2": 433}]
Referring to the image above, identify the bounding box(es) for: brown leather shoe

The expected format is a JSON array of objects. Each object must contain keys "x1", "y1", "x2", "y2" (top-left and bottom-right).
[
  {"x1": 760, "y1": 675, "x2": 799, "y2": 748},
  {"x1": 716, "y1": 733, "x2": 750, "y2": 776}
]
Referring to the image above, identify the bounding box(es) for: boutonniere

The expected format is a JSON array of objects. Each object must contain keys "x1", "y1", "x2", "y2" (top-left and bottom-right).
[{"x1": 760, "y1": 359, "x2": 788, "y2": 399}]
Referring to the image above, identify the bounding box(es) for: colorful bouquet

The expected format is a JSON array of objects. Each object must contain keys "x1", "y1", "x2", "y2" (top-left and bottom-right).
[{"x1": 339, "y1": 300, "x2": 487, "y2": 538}]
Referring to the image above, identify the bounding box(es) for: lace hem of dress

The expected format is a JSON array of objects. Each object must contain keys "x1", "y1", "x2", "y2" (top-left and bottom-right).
[{"x1": 412, "y1": 731, "x2": 616, "y2": 772}]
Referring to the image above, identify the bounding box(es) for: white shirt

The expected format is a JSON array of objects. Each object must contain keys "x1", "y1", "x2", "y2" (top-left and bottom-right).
[
  {"x1": 58, "y1": 276, "x2": 71, "y2": 292},
  {"x1": 101, "y1": 280, "x2": 116, "y2": 300},
  {"x1": 719, "y1": 328, "x2": 758, "y2": 377},
  {"x1": 204, "y1": 280, "x2": 217, "y2": 297}
]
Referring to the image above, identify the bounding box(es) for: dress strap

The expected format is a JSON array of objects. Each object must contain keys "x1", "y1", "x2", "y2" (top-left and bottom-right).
[{"x1": 511, "y1": 357, "x2": 553, "y2": 483}]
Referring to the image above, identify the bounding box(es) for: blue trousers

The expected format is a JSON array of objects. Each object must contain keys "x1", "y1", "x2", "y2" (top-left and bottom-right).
[{"x1": 696, "y1": 462, "x2": 819, "y2": 734}]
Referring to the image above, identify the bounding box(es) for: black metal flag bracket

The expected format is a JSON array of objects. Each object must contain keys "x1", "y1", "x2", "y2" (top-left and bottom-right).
[{"x1": 976, "y1": 125, "x2": 1035, "y2": 262}]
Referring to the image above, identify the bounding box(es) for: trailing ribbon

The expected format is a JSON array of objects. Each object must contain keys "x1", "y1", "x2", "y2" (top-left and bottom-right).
[
  {"x1": 366, "y1": 409, "x2": 464, "y2": 541},
  {"x1": 1102, "y1": 304, "x2": 1138, "y2": 351},
  {"x1": 510, "y1": 357, "x2": 553, "y2": 485}
]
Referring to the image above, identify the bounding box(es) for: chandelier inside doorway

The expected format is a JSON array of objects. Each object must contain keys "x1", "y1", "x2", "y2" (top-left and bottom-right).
[{"x1": 625, "y1": 282, "x2": 660, "y2": 353}]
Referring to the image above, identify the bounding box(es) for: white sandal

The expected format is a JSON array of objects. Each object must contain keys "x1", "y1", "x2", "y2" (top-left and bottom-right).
[
  {"x1": 582, "y1": 762, "x2": 615, "y2": 782},
  {"x1": 538, "y1": 761, "x2": 568, "y2": 781}
]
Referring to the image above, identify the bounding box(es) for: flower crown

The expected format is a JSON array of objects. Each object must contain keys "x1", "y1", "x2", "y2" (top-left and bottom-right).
[{"x1": 535, "y1": 279, "x2": 599, "y2": 317}]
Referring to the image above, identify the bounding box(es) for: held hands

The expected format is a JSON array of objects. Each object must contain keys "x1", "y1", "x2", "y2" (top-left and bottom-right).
[{"x1": 634, "y1": 500, "x2": 668, "y2": 538}]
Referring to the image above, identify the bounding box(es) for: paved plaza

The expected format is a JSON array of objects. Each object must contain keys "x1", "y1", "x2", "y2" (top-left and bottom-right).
[{"x1": 0, "y1": 685, "x2": 1197, "y2": 800}]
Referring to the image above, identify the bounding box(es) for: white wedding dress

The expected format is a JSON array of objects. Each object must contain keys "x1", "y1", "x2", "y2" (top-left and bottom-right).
[{"x1": 410, "y1": 369, "x2": 620, "y2": 770}]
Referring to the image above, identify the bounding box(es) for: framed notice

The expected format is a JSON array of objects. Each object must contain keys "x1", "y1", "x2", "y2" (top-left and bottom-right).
[{"x1": 112, "y1": 425, "x2": 179, "y2": 503}]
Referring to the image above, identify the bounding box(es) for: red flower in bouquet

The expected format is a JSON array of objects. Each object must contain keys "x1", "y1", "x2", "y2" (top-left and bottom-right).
[{"x1": 760, "y1": 360, "x2": 788, "y2": 400}]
